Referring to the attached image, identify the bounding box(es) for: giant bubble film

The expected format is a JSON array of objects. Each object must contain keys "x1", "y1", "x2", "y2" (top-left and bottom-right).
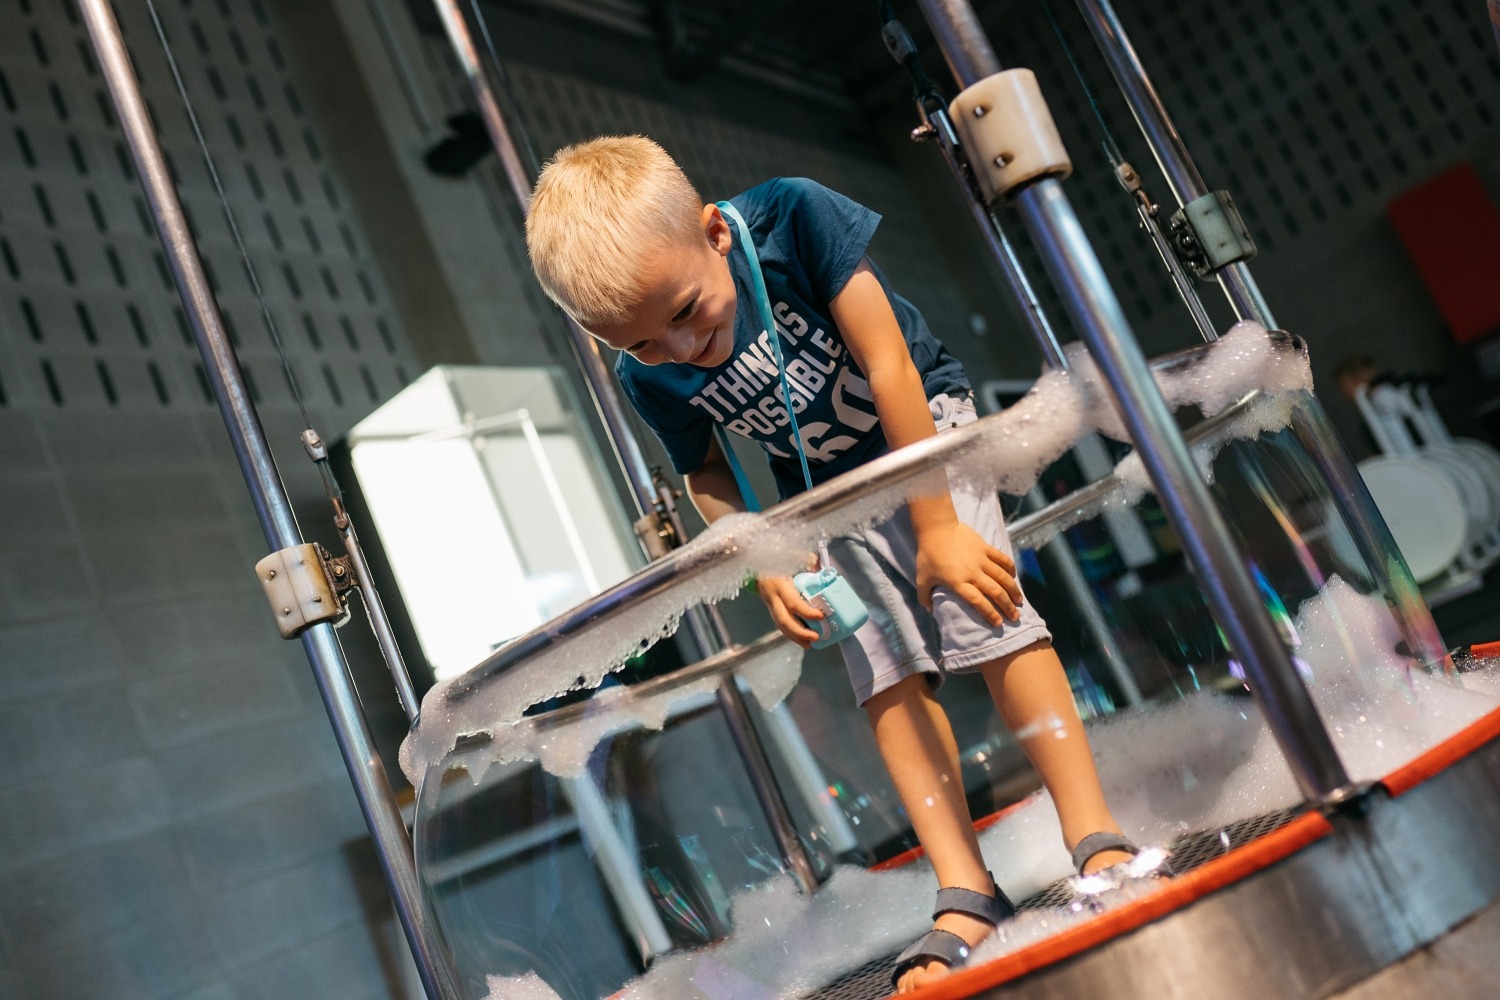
[{"x1": 405, "y1": 326, "x2": 1500, "y2": 1000}]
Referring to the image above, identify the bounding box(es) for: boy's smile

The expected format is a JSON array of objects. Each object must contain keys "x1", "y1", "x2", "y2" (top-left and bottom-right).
[{"x1": 588, "y1": 204, "x2": 738, "y2": 368}]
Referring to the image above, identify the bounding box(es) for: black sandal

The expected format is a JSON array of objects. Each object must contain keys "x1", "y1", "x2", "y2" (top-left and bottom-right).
[
  {"x1": 1070, "y1": 831, "x2": 1142, "y2": 875},
  {"x1": 891, "y1": 875, "x2": 1016, "y2": 988},
  {"x1": 1071, "y1": 831, "x2": 1173, "y2": 887}
]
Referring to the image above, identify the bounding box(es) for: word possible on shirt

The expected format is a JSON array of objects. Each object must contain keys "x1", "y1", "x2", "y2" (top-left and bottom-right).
[{"x1": 686, "y1": 302, "x2": 879, "y2": 463}]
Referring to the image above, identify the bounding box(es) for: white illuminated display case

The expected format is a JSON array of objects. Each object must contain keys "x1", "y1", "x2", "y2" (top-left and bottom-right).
[{"x1": 345, "y1": 366, "x2": 638, "y2": 681}]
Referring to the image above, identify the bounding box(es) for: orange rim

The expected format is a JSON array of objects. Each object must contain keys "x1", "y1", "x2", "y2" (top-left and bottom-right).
[
  {"x1": 903, "y1": 698, "x2": 1500, "y2": 998},
  {"x1": 612, "y1": 692, "x2": 1500, "y2": 1000},
  {"x1": 902, "y1": 811, "x2": 1332, "y2": 1000},
  {"x1": 1469, "y1": 640, "x2": 1500, "y2": 660},
  {"x1": 1380, "y1": 704, "x2": 1500, "y2": 796}
]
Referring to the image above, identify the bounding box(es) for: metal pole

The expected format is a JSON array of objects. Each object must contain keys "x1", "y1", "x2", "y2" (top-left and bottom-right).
[
  {"x1": 912, "y1": 96, "x2": 1144, "y2": 701},
  {"x1": 427, "y1": 0, "x2": 658, "y2": 521},
  {"x1": 1072, "y1": 0, "x2": 1275, "y2": 327},
  {"x1": 1119, "y1": 166, "x2": 1219, "y2": 341},
  {"x1": 76, "y1": 3, "x2": 461, "y2": 997},
  {"x1": 1074, "y1": 0, "x2": 1452, "y2": 678},
  {"x1": 924, "y1": 104, "x2": 1068, "y2": 368},
  {"x1": 345, "y1": 524, "x2": 424, "y2": 721},
  {"x1": 559, "y1": 775, "x2": 676, "y2": 961},
  {"x1": 1028, "y1": 488, "x2": 1145, "y2": 706},
  {"x1": 1017, "y1": 178, "x2": 1350, "y2": 803},
  {"x1": 427, "y1": 0, "x2": 820, "y2": 891},
  {"x1": 914, "y1": 0, "x2": 1352, "y2": 803}
]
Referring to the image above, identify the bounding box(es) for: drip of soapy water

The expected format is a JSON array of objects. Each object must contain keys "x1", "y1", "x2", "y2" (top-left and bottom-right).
[{"x1": 448, "y1": 642, "x2": 803, "y2": 786}]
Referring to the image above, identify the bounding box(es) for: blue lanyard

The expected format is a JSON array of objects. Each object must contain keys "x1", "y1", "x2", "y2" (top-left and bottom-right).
[{"x1": 714, "y1": 201, "x2": 817, "y2": 504}]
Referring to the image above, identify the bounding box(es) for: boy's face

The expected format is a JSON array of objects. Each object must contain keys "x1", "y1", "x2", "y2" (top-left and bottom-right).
[{"x1": 589, "y1": 204, "x2": 737, "y2": 368}]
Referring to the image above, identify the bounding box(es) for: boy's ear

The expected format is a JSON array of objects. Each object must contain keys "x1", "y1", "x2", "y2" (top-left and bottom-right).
[{"x1": 703, "y1": 203, "x2": 732, "y2": 256}]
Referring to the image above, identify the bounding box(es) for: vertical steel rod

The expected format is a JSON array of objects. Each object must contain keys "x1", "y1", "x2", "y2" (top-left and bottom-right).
[
  {"x1": 1028, "y1": 488, "x2": 1145, "y2": 706},
  {"x1": 918, "y1": 102, "x2": 1145, "y2": 701},
  {"x1": 1129, "y1": 184, "x2": 1219, "y2": 341},
  {"x1": 427, "y1": 0, "x2": 659, "y2": 520},
  {"x1": 427, "y1": 0, "x2": 820, "y2": 891},
  {"x1": 915, "y1": 0, "x2": 1352, "y2": 803},
  {"x1": 1072, "y1": 0, "x2": 1275, "y2": 327},
  {"x1": 1074, "y1": 0, "x2": 1452, "y2": 676},
  {"x1": 928, "y1": 105, "x2": 1068, "y2": 367},
  {"x1": 345, "y1": 525, "x2": 424, "y2": 721},
  {"x1": 76, "y1": 2, "x2": 461, "y2": 997}
]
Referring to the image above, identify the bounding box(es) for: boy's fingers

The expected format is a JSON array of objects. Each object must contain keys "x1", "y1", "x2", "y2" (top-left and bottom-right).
[
  {"x1": 761, "y1": 577, "x2": 821, "y2": 615},
  {"x1": 761, "y1": 584, "x2": 823, "y2": 646},
  {"x1": 958, "y1": 583, "x2": 1007, "y2": 627},
  {"x1": 774, "y1": 608, "x2": 821, "y2": 646},
  {"x1": 983, "y1": 562, "x2": 1025, "y2": 607},
  {"x1": 965, "y1": 576, "x2": 1019, "y2": 623},
  {"x1": 776, "y1": 589, "x2": 824, "y2": 623},
  {"x1": 986, "y1": 545, "x2": 1015, "y2": 574}
]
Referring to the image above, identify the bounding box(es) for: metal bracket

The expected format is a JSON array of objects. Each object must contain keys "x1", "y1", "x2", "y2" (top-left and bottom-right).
[
  {"x1": 255, "y1": 542, "x2": 351, "y2": 638},
  {"x1": 634, "y1": 511, "x2": 677, "y2": 561},
  {"x1": 633, "y1": 468, "x2": 683, "y2": 560},
  {"x1": 1168, "y1": 190, "x2": 1257, "y2": 277},
  {"x1": 948, "y1": 69, "x2": 1072, "y2": 204}
]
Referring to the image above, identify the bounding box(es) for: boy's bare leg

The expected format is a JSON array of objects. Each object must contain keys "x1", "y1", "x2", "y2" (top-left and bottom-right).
[
  {"x1": 978, "y1": 640, "x2": 1133, "y2": 873},
  {"x1": 866, "y1": 674, "x2": 996, "y2": 993}
]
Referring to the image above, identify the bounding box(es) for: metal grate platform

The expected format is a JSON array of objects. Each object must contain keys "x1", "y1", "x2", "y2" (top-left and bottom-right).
[{"x1": 805, "y1": 807, "x2": 1304, "y2": 1000}]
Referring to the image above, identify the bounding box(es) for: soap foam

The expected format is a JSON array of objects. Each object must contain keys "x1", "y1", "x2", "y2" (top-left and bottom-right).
[
  {"x1": 447, "y1": 642, "x2": 804, "y2": 786},
  {"x1": 404, "y1": 324, "x2": 1313, "y2": 787},
  {"x1": 477, "y1": 579, "x2": 1498, "y2": 1000}
]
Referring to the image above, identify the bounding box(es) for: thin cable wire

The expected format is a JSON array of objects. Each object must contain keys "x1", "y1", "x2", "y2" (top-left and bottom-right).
[
  {"x1": 146, "y1": 0, "x2": 314, "y2": 433},
  {"x1": 1040, "y1": 0, "x2": 1126, "y2": 168},
  {"x1": 465, "y1": 0, "x2": 542, "y2": 179}
]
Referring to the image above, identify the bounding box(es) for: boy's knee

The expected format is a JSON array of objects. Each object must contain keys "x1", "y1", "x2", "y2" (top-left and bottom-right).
[{"x1": 864, "y1": 672, "x2": 937, "y2": 717}]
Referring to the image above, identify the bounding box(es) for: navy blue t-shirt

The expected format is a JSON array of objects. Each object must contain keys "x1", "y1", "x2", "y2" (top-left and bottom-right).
[{"x1": 617, "y1": 177, "x2": 969, "y2": 500}]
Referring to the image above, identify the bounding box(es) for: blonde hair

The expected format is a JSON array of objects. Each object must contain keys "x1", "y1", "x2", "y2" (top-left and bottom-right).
[{"x1": 527, "y1": 136, "x2": 705, "y2": 328}]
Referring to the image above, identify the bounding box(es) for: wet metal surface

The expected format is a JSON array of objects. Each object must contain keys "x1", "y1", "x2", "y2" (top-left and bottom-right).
[{"x1": 806, "y1": 808, "x2": 1304, "y2": 1000}]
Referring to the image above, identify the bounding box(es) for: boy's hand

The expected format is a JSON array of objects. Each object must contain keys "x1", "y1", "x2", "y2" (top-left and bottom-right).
[
  {"x1": 915, "y1": 522, "x2": 1024, "y2": 626},
  {"x1": 756, "y1": 574, "x2": 825, "y2": 649}
]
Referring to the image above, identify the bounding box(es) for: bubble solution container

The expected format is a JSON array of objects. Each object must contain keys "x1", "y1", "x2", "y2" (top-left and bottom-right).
[{"x1": 399, "y1": 326, "x2": 1500, "y2": 1000}]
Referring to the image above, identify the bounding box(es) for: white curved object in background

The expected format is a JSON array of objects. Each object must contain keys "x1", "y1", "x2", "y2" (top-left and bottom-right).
[{"x1": 1357, "y1": 456, "x2": 1467, "y2": 582}]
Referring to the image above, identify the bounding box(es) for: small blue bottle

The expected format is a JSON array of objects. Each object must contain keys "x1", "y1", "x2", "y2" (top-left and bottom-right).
[{"x1": 793, "y1": 567, "x2": 869, "y2": 649}]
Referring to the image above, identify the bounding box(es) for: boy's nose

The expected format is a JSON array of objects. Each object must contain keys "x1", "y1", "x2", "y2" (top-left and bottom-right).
[{"x1": 662, "y1": 326, "x2": 697, "y2": 363}]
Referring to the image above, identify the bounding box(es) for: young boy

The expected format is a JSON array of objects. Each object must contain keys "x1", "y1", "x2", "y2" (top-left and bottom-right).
[{"x1": 527, "y1": 135, "x2": 1141, "y2": 993}]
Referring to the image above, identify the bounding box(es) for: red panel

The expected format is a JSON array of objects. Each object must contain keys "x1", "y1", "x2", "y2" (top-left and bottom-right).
[{"x1": 1387, "y1": 163, "x2": 1500, "y2": 345}]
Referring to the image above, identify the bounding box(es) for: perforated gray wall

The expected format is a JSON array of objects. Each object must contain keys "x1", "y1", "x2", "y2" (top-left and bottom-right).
[
  {"x1": 0, "y1": 2, "x2": 420, "y2": 998},
  {"x1": 873, "y1": 0, "x2": 1486, "y2": 463},
  {"x1": 1008, "y1": 0, "x2": 1500, "y2": 335},
  {"x1": 0, "y1": 0, "x2": 418, "y2": 422},
  {"x1": 405, "y1": 28, "x2": 984, "y2": 377}
]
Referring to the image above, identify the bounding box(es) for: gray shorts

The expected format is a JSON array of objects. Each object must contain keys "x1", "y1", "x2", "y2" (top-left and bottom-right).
[{"x1": 826, "y1": 393, "x2": 1052, "y2": 706}]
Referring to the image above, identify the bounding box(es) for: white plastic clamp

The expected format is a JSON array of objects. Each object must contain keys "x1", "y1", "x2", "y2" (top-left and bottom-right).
[
  {"x1": 949, "y1": 69, "x2": 1072, "y2": 204},
  {"x1": 255, "y1": 542, "x2": 349, "y2": 638},
  {"x1": 1170, "y1": 190, "x2": 1257, "y2": 276}
]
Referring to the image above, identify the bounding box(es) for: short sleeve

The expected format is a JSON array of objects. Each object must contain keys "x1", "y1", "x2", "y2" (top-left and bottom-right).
[
  {"x1": 760, "y1": 178, "x2": 881, "y2": 305},
  {"x1": 617, "y1": 364, "x2": 714, "y2": 476}
]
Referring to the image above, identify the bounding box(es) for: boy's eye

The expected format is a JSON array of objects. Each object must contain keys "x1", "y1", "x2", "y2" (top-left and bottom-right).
[{"x1": 671, "y1": 298, "x2": 696, "y2": 323}]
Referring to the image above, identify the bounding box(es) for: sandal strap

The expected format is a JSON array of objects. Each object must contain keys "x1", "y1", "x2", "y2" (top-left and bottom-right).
[
  {"x1": 1071, "y1": 831, "x2": 1140, "y2": 874},
  {"x1": 892, "y1": 929, "x2": 973, "y2": 986},
  {"x1": 932, "y1": 880, "x2": 1014, "y2": 923}
]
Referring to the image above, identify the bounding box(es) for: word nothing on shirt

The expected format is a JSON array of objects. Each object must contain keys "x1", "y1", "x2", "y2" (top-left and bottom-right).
[{"x1": 688, "y1": 302, "x2": 879, "y2": 462}]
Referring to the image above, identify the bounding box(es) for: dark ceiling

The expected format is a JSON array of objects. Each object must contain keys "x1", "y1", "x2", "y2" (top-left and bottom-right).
[{"x1": 417, "y1": 0, "x2": 1035, "y2": 123}]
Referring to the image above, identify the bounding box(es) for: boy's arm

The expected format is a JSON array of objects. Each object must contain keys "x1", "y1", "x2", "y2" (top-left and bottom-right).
[
  {"x1": 685, "y1": 435, "x2": 824, "y2": 647},
  {"x1": 682, "y1": 432, "x2": 749, "y2": 524},
  {"x1": 828, "y1": 260, "x2": 1023, "y2": 625}
]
